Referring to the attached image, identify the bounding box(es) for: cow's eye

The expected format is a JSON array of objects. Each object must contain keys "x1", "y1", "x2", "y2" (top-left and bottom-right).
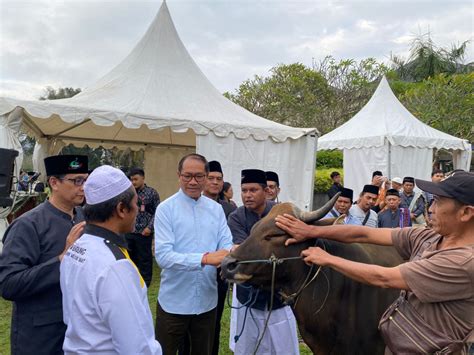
[{"x1": 264, "y1": 235, "x2": 283, "y2": 241}]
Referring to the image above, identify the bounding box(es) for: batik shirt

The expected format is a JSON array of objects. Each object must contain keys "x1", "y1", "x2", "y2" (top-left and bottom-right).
[{"x1": 134, "y1": 184, "x2": 160, "y2": 234}]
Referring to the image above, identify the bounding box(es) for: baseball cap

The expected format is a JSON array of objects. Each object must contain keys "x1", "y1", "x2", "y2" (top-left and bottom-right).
[{"x1": 415, "y1": 171, "x2": 474, "y2": 206}]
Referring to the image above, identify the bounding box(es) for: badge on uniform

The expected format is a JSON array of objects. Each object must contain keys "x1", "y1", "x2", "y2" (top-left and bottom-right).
[{"x1": 140, "y1": 204, "x2": 145, "y2": 212}]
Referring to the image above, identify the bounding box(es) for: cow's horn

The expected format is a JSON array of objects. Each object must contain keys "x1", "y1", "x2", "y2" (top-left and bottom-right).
[{"x1": 299, "y1": 192, "x2": 340, "y2": 224}]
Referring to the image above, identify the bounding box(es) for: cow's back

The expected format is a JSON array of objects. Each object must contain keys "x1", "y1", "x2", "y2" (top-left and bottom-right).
[{"x1": 293, "y1": 240, "x2": 402, "y2": 354}]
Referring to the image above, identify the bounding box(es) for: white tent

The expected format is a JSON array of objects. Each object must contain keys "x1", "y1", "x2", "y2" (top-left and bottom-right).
[
  {"x1": 318, "y1": 76, "x2": 471, "y2": 195},
  {"x1": 0, "y1": 2, "x2": 317, "y2": 210}
]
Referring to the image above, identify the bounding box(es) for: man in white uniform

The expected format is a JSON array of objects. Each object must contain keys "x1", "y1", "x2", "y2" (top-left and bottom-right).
[{"x1": 60, "y1": 165, "x2": 162, "y2": 354}]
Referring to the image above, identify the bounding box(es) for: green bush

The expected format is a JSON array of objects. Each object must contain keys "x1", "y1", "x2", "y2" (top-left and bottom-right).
[
  {"x1": 316, "y1": 150, "x2": 343, "y2": 169},
  {"x1": 314, "y1": 168, "x2": 343, "y2": 193}
]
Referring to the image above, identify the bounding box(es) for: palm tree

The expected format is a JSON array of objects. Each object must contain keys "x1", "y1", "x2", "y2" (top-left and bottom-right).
[{"x1": 391, "y1": 32, "x2": 471, "y2": 81}]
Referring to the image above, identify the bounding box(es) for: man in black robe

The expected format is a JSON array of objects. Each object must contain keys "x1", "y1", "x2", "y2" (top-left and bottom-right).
[{"x1": 0, "y1": 155, "x2": 88, "y2": 355}]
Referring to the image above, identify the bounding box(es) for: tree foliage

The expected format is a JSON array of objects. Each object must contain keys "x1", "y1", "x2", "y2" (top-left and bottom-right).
[
  {"x1": 316, "y1": 149, "x2": 343, "y2": 169},
  {"x1": 224, "y1": 63, "x2": 333, "y2": 129},
  {"x1": 224, "y1": 60, "x2": 390, "y2": 134},
  {"x1": 314, "y1": 56, "x2": 390, "y2": 133},
  {"x1": 39, "y1": 87, "x2": 82, "y2": 100},
  {"x1": 398, "y1": 73, "x2": 474, "y2": 141},
  {"x1": 391, "y1": 33, "x2": 472, "y2": 81}
]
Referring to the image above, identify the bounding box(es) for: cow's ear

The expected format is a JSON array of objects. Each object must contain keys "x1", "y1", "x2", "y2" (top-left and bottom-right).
[{"x1": 312, "y1": 218, "x2": 337, "y2": 226}]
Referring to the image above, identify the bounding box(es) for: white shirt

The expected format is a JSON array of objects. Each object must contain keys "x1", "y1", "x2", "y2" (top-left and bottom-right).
[
  {"x1": 349, "y1": 204, "x2": 378, "y2": 228},
  {"x1": 60, "y1": 224, "x2": 162, "y2": 355}
]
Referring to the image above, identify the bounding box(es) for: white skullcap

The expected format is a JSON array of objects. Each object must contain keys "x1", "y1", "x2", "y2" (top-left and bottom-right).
[
  {"x1": 84, "y1": 165, "x2": 132, "y2": 205},
  {"x1": 392, "y1": 177, "x2": 403, "y2": 184}
]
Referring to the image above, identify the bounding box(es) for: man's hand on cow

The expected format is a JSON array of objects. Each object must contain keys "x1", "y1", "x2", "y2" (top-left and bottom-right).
[
  {"x1": 301, "y1": 247, "x2": 331, "y2": 266},
  {"x1": 59, "y1": 221, "x2": 86, "y2": 261},
  {"x1": 275, "y1": 214, "x2": 313, "y2": 246},
  {"x1": 202, "y1": 249, "x2": 230, "y2": 267}
]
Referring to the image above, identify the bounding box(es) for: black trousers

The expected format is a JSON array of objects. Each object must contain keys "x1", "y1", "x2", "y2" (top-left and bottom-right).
[
  {"x1": 179, "y1": 272, "x2": 227, "y2": 355},
  {"x1": 155, "y1": 302, "x2": 216, "y2": 355},
  {"x1": 125, "y1": 232, "x2": 153, "y2": 287}
]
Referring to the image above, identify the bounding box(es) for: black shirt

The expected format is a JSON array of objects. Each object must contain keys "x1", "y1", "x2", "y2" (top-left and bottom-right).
[{"x1": 327, "y1": 183, "x2": 343, "y2": 199}]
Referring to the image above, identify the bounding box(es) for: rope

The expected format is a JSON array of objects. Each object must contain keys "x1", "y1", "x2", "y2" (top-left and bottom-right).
[{"x1": 230, "y1": 243, "x2": 328, "y2": 354}]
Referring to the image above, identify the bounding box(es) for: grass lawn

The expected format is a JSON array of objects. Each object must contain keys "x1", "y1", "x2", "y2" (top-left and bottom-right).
[{"x1": 0, "y1": 262, "x2": 311, "y2": 354}]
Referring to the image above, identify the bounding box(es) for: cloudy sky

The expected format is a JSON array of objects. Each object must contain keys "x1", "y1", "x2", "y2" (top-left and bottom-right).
[{"x1": 1, "y1": 0, "x2": 472, "y2": 100}]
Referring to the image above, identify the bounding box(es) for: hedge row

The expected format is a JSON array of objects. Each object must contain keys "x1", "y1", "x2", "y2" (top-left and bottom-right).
[{"x1": 314, "y1": 168, "x2": 343, "y2": 193}]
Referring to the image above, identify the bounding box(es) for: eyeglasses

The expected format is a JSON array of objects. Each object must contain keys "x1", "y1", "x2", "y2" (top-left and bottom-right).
[
  {"x1": 60, "y1": 177, "x2": 87, "y2": 186},
  {"x1": 180, "y1": 173, "x2": 206, "y2": 183}
]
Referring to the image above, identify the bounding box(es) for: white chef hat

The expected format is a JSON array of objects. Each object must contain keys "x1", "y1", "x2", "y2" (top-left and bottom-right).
[{"x1": 84, "y1": 165, "x2": 132, "y2": 205}]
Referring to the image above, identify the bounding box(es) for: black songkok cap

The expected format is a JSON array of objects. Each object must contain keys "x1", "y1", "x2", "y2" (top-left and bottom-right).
[
  {"x1": 265, "y1": 171, "x2": 279, "y2": 185},
  {"x1": 416, "y1": 170, "x2": 474, "y2": 206},
  {"x1": 208, "y1": 161, "x2": 223, "y2": 174},
  {"x1": 403, "y1": 176, "x2": 415, "y2": 184},
  {"x1": 372, "y1": 171, "x2": 383, "y2": 178},
  {"x1": 386, "y1": 189, "x2": 400, "y2": 197},
  {"x1": 241, "y1": 169, "x2": 267, "y2": 185},
  {"x1": 362, "y1": 184, "x2": 379, "y2": 195},
  {"x1": 44, "y1": 155, "x2": 88, "y2": 176},
  {"x1": 339, "y1": 188, "x2": 354, "y2": 201}
]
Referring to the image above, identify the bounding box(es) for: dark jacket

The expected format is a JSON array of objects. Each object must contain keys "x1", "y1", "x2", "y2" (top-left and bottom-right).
[{"x1": 0, "y1": 201, "x2": 83, "y2": 355}]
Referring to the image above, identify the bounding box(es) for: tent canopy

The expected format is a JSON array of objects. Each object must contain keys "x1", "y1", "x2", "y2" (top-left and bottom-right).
[
  {"x1": 318, "y1": 77, "x2": 471, "y2": 194},
  {"x1": 319, "y1": 77, "x2": 469, "y2": 151},
  {"x1": 0, "y1": 1, "x2": 317, "y2": 208}
]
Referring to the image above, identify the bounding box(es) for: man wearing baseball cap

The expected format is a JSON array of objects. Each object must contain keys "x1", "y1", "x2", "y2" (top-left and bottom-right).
[{"x1": 275, "y1": 170, "x2": 474, "y2": 353}]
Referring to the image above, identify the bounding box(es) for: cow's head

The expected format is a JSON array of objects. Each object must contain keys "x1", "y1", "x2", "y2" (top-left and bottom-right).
[{"x1": 221, "y1": 194, "x2": 340, "y2": 288}]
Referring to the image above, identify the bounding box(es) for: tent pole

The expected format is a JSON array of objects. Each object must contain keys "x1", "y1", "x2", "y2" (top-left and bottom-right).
[{"x1": 387, "y1": 139, "x2": 392, "y2": 179}]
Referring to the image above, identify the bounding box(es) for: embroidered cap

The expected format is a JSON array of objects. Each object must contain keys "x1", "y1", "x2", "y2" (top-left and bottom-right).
[
  {"x1": 44, "y1": 155, "x2": 88, "y2": 176},
  {"x1": 84, "y1": 165, "x2": 132, "y2": 205},
  {"x1": 416, "y1": 170, "x2": 474, "y2": 206}
]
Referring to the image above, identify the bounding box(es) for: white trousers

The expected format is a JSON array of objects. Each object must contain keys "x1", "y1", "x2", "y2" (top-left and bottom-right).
[{"x1": 229, "y1": 286, "x2": 300, "y2": 355}]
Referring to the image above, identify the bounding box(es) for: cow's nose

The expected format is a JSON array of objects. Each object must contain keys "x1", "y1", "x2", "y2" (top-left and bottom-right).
[{"x1": 221, "y1": 256, "x2": 239, "y2": 276}]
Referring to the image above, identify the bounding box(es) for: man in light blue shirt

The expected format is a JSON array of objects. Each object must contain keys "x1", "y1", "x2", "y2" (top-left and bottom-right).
[
  {"x1": 154, "y1": 153, "x2": 233, "y2": 354},
  {"x1": 324, "y1": 188, "x2": 361, "y2": 225}
]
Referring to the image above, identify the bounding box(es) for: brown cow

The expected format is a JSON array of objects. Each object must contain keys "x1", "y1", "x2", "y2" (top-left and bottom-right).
[{"x1": 221, "y1": 197, "x2": 403, "y2": 354}]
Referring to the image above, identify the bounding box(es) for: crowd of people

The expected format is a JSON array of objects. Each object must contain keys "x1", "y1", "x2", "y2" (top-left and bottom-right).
[
  {"x1": 326, "y1": 169, "x2": 447, "y2": 229},
  {"x1": 0, "y1": 153, "x2": 472, "y2": 355}
]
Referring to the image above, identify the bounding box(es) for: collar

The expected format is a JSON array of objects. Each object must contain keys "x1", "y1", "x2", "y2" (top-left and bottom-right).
[
  {"x1": 178, "y1": 188, "x2": 202, "y2": 204},
  {"x1": 84, "y1": 224, "x2": 128, "y2": 248},
  {"x1": 44, "y1": 200, "x2": 76, "y2": 221}
]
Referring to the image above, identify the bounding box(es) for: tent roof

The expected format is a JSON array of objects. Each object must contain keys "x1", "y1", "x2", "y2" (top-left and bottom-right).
[
  {"x1": 318, "y1": 76, "x2": 469, "y2": 151},
  {"x1": 0, "y1": 2, "x2": 315, "y2": 144}
]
